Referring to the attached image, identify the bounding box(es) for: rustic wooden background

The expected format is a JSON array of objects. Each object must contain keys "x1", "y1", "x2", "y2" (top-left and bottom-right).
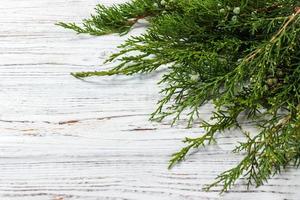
[{"x1": 0, "y1": 0, "x2": 299, "y2": 199}]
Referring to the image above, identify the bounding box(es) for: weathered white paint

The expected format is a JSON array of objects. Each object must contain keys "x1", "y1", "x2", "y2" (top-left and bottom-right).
[{"x1": 0, "y1": 0, "x2": 299, "y2": 199}]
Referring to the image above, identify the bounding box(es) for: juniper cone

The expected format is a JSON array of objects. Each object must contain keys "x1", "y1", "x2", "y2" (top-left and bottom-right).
[{"x1": 57, "y1": 0, "x2": 300, "y2": 192}]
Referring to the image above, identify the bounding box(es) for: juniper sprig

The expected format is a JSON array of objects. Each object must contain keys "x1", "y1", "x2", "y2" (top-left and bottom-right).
[{"x1": 58, "y1": 0, "x2": 300, "y2": 192}]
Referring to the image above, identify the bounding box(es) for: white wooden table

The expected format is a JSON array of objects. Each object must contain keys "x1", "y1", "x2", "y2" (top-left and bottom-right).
[{"x1": 0, "y1": 0, "x2": 299, "y2": 199}]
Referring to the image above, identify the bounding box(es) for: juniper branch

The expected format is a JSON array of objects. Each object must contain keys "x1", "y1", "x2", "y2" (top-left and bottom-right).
[{"x1": 58, "y1": 0, "x2": 300, "y2": 193}]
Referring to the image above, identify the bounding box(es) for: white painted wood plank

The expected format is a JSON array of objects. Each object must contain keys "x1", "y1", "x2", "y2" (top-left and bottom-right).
[{"x1": 0, "y1": 0, "x2": 299, "y2": 199}]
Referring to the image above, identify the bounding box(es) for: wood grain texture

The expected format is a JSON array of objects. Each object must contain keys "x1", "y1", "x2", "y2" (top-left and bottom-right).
[{"x1": 0, "y1": 0, "x2": 299, "y2": 199}]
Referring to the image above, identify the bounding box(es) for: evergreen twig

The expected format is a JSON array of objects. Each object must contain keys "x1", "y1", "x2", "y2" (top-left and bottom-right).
[{"x1": 58, "y1": 0, "x2": 300, "y2": 192}]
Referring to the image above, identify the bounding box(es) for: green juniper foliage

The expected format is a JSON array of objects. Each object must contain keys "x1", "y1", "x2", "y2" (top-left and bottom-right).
[{"x1": 58, "y1": 0, "x2": 300, "y2": 192}]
